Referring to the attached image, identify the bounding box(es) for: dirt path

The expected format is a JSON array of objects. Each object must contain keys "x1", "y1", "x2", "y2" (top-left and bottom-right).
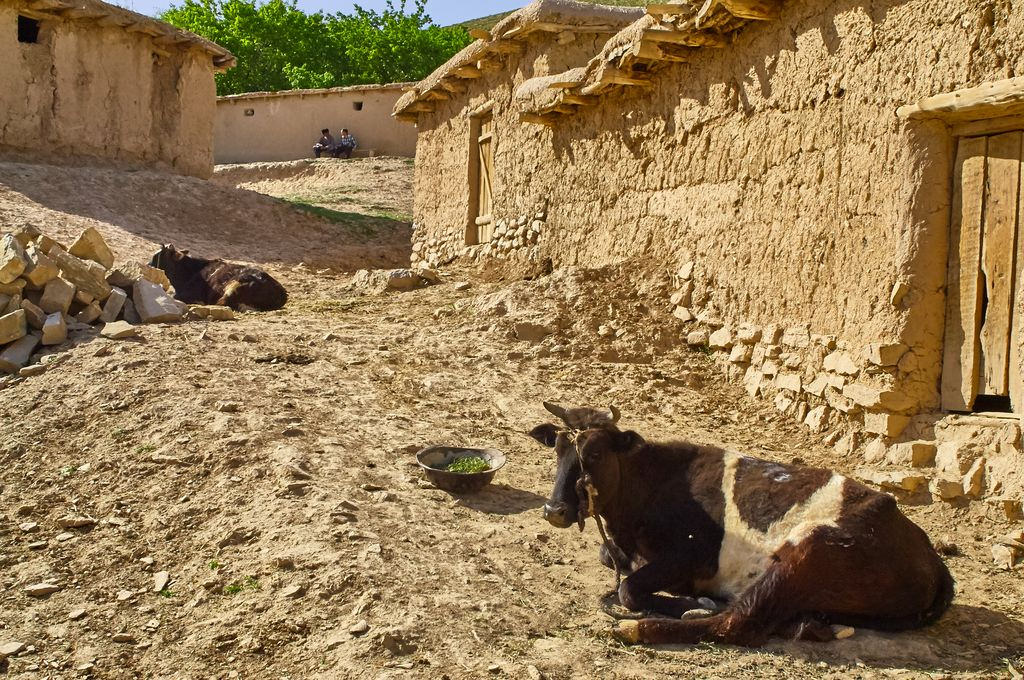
[{"x1": 0, "y1": 160, "x2": 1022, "y2": 680}]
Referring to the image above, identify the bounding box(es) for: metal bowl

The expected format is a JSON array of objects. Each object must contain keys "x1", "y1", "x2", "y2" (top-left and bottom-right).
[{"x1": 416, "y1": 446, "x2": 506, "y2": 494}]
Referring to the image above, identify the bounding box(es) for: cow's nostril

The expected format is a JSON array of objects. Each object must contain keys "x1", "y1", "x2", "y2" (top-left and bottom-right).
[{"x1": 543, "y1": 502, "x2": 572, "y2": 528}]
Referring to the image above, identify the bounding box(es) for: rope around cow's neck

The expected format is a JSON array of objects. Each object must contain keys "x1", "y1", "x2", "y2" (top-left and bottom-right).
[{"x1": 569, "y1": 430, "x2": 643, "y2": 621}]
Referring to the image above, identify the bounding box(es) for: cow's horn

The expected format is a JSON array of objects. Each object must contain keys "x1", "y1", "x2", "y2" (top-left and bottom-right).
[
  {"x1": 609, "y1": 405, "x2": 621, "y2": 423},
  {"x1": 543, "y1": 401, "x2": 568, "y2": 423}
]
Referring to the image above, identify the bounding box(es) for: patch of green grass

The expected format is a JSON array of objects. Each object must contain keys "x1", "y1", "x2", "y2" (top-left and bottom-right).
[
  {"x1": 111, "y1": 428, "x2": 130, "y2": 441},
  {"x1": 158, "y1": 588, "x2": 175, "y2": 599},
  {"x1": 693, "y1": 344, "x2": 713, "y2": 356},
  {"x1": 224, "y1": 576, "x2": 261, "y2": 596},
  {"x1": 209, "y1": 560, "x2": 222, "y2": 571},
  {"x1": 59, "y1": 465, "x2": 79, "y2": 477},
  {"x1": 135, "y1": 444, "x2": 157, "y2": 455}
]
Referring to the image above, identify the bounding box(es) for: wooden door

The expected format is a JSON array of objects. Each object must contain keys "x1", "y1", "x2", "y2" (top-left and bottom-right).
[
  {"x1": 942, "y1": 131, "x2": 1024, "y2": 413},
  {"x1": 474, "y1": 113, "x2": 495, "y2": 243}
]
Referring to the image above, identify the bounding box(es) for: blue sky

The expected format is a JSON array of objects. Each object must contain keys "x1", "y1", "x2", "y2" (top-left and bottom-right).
[{"x1": 118, "y1": 0, "x2": 526, "y2": 24}]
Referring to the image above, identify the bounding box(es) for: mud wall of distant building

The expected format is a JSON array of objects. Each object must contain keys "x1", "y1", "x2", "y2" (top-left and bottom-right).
[
  {"x1": 214, "y1": 87, "x2": 416, "y2": 164},
  {"x1": 410, "y1": 0, "x2": 1024, "y2": 431},
  {"x1": 0, "y1": 3, "x2": 216, "y2": 178}
]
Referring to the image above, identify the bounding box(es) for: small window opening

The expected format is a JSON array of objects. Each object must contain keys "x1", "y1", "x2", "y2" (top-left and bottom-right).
[
  {"x1": 244, "y1": 108, "x2": 255, "y2": 117},
  {"x1": 18, "y1": 15, "x2": 40, "y2": 43},
  {"x1": 353, "y1": 101, "x2": 363, "y2": 111}
]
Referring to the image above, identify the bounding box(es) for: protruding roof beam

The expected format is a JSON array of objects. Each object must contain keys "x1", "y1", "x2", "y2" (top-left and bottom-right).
[
  {"x1": 718, "y1": 0, "x2": 781, "y2": 21},
  {"x1": 643, "y1": 27, "x2": 728, "y2": 47}
]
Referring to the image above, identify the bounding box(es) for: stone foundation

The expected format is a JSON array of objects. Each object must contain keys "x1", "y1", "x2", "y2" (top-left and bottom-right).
[{"x1": 411, "y1": 202, "x2": 548, "y2": 269}]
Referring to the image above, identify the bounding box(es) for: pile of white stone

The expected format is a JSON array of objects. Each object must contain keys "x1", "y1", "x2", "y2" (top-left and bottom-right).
[{"x1": 0, "y1": 225, "x2": 227, "y2": 377}]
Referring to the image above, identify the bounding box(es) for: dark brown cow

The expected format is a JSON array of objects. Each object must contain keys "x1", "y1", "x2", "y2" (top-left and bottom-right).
[
  {"x1": 529, "y1": 403, "x2": 954, "y2": 647},
  {"x1": 151, "y1": 245, "x2": 287, "y2": 312}
]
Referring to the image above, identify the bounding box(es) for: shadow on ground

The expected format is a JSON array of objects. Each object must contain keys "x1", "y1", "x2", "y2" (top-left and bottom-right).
[{"x1": 454, "y1": 484, "x2": 547, "y2": 515}]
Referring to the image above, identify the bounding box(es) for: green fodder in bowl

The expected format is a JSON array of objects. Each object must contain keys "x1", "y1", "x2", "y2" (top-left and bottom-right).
[{"x1": 443, "y1": 457, "x2": 491, "y2": 474}]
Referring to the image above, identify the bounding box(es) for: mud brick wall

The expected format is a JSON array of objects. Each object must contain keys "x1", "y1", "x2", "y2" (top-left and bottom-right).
[
  {"x1": 410, "y1": 0, "x2": 1024, "y2": 426},
  {"x1": 0, "y1": 2, "x2": 218, "y2": 178}
]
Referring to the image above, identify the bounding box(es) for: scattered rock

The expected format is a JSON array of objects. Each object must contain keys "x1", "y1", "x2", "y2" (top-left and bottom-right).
[
  {"x1": 215, "y1": 400, "x2": 241, "y2": 413},
  {"x1": 112, "y1": 632, "x2": 137, "y2": 644},
  {"x1": 41, "y1": 311, "x2": 67, "y2": 346},
  {"x1": 68, "y1": 608, "x2": 87, "y2": 620},
  {"x1": 0, "y1": 309, "x2": 27, "y2": 345},
  {"x1": 153, "y1": 571, "x2": 170, "y2": 592},
  {"x1": 100, "y1": 320, "x2": 138, "y2": 339},
  {"x1": 281, "y1": 584, "x2": 306, "y2": 599},
  {"x1": 57, "y1": 516, "x2": 96, "y2": 529},
  {"x1": 349, "y1": 620, "x2": 370, "y2": 636},
  {"x1": 0, "y1": 641, "x2": 27, "y2": 659},
  {"x1": 133, "y1": 280, "x2": 186, "y2": 323},
  {"x1": 69, "y1": 227, "x2": 115, "y2": 270},
  {"x1": 25, "y1": 583, "x2": 61, "y2": 598}
]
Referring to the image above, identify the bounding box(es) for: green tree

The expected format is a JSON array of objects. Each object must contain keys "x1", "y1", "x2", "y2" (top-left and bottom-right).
[{"x1": 160, "y1": 0, "x2": 470, "y2": 95}]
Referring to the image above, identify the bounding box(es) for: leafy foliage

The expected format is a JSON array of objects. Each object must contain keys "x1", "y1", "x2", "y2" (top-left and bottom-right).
[
  {"x1": 458, "y1": 0, "x2": 649, "y2": 31},
  {"x1": 160, "y1": 0, "x2": 471, "y2": 95}
]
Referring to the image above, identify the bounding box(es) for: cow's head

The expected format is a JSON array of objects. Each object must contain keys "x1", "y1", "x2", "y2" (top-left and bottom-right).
[
  {"x1": 150, "y1": 244, "x2": 188, "y2": 271},
  {"x1": 529, "y1": 402, "x2": 642, "y2": 529}
]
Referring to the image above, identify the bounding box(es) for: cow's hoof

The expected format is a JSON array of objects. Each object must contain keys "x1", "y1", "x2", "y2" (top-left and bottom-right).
[
  {"x1": 612, "y1": 621, "x2": 641, "y2": 645},
  {"x1": 681, "y1": 608, "x2": 716, "y2": 620}
]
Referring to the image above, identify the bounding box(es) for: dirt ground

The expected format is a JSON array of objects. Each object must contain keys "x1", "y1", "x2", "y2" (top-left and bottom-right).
[{"x1": 1, "y1": 158, "x2": 1022, "y2": 680}]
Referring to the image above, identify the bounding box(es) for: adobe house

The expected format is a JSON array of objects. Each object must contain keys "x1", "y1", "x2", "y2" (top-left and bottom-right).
[
  {"x1": 397, "y1": 0, "x2": 1024, "y2": 508},
  {"x1": 214, "y1": 83, "x2": 418, "y2": 164},
  {"x1": 0, "y1": 0, "x2": 234, "y2": 178}
]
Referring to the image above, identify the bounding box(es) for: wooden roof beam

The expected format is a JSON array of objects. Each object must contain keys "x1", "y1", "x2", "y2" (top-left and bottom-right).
[
  {"x1": 520, "y1": 113, "x2": 558, "y2": 127},
  {"x1": 128, "y1": 22, "x2": 166, "y2": 37},
  {"x1": 439, "y1": 80, "x2": 468, "y2": 94},
  {"x1": 718, "y1": 0, "x2": 781, "y2": 21},
  {"x1": 453, "y1": 65, "x2": 482, "y2": 79},
  {"x1": 502, "y1": 22, "x2": 620, "y2": 39},
  {"x1": 632, "y1": 40, "x2": 691, "y2": 62},
  {"x1": 468, "y1": 28, "x2": 491, "y2": 40},
  {"x1": 16, "y1": 7, "x2": 62, "y2": 20},
  {"x1": 62, "y1": 7, "x2": 107, "y2": 20},
  {"x1": 644, "y1": 27, "x2": 728, "y2": 48},
  {"x1": 560, "y1": 94, "x2": 595, "y2": 106},
  {"x1": 28, "y1": 0, "x2": 72, "y2": 11},
  {"x1": 96, "y1": 14, "x2": 132, "y2": 27}
]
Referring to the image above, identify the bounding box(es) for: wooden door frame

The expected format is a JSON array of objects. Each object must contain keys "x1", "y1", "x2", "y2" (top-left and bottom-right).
[
  {"x1": 899, "y1": 77, "x2": 1024, "y2": 415},
  {"x1": 466, "y1": 101, "x2": 495, "y2": 246},
  {"x1": 941, "y1": 117, "x2": 1024, "y2": 413}
]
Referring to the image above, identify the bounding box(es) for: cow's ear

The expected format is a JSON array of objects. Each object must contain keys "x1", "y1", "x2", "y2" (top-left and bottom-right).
[
  {"x1": 614, "y1": 430, "x2": 643, "y2": 453},
  {"x1": 528, "y1": 423, "x2": 559, "y2": 448}
]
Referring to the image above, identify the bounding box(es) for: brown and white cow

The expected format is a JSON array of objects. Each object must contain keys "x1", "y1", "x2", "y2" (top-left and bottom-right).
[{"x1": 529, "y1": 403, "x2": 955, "y2": 646}]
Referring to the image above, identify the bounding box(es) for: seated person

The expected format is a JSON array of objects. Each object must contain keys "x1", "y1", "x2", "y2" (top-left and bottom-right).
[
  {"x1": 335, "y1": 128, "x2": 357, "y2": 158},
  {"x1": 313, "y1": 128, "x2": 335, "y2": 158}
]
